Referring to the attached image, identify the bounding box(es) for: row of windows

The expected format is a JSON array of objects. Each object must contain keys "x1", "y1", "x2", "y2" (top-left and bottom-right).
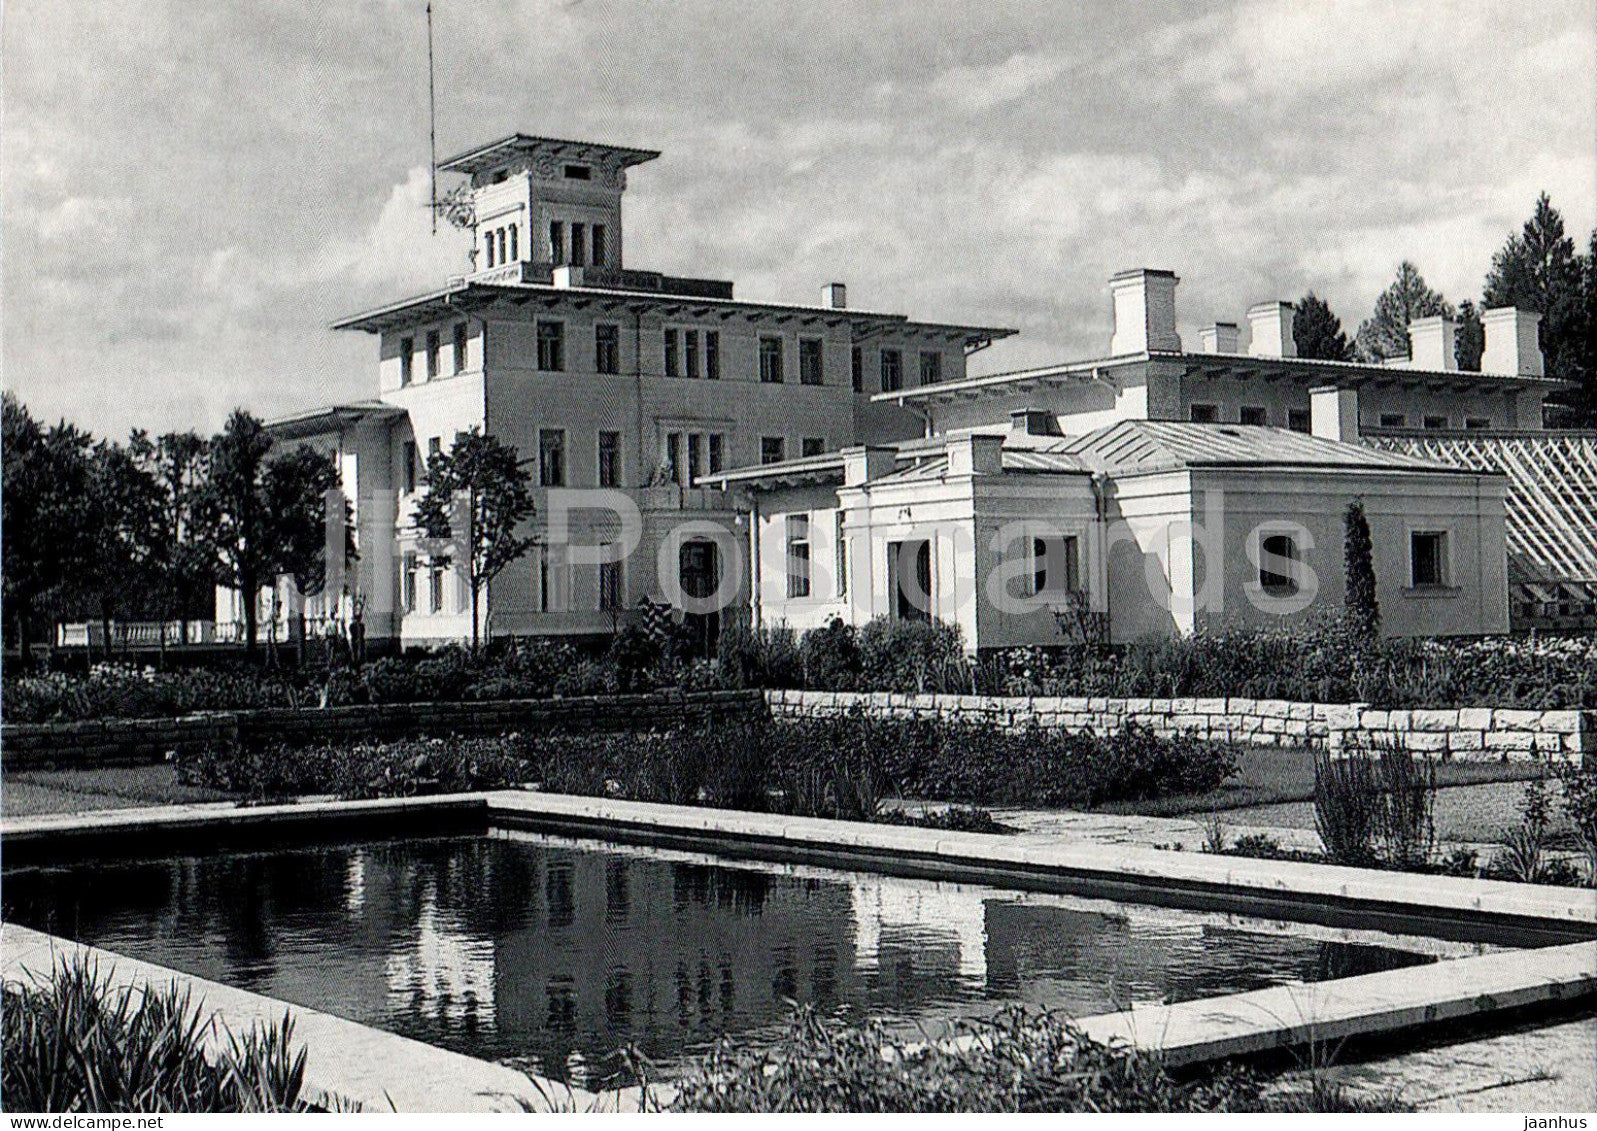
[
  {"x1": 1378, "y1": 412, "x2": 1492, "y2": 430},
  {"x1": 399, "y1": 323, "x2": 471, "y2": 386},
  {"x1": 761, "y1": 436, "x2": 827, "y2": 465},
  {"x1": 483, "y1": 224, "x2": 519, "y2": 269},
  {"x1": 549, "y1": 220, "x2": 607, "y2": 268},
  {"x1": 661, "y1": 431, "x2": 726, "y2": 485},
  {"x1": 1188, "y1": 403, "x2": 1493, "y2": 432},
  {"x1": 1255, "y1": 530, "x2": 1450, "y2": 595},
  {"x1": 1189, "y1": 403, "x2": 1312, "y2": 432},
  {"x1": 401, "y1": 551, "x2": 626, "y2": 615},
  {"x1": 525, "y1": 321, "x2": 942, "y2": 391}
]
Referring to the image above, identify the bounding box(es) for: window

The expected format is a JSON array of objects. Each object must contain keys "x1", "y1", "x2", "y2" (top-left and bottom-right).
[
  {"x1": 799, "y1": 338, "x2": 823, "y2": 385},
  {"x1": 537, "y1": 321, "x2": 565, "y2": 371},
  {"x1": 705, "y1": 331, "x2": 721, "y2": 380},
  {"x1": 1424, "y1": 415, "x2": 1448, "y2": 430},
  {"x1": 761, "y1": 436, "x2": 786, "y2": 465},
  {"x1": 453, "y1": 322, "x2": 468, "y2": 373},
  {"x1": 428, "y1": 562, "x2": 445, "y2": 613},
  {"x1": 402, "y1": 553, "x2": 417, "y2": 612},
  {"x1": 1410, "y1": 531, "x2": 1448, "y2": 587},
  {"x1": 539, "y1": 429, "x2": 566, "y2": 487},
  {"x1": 597, "y1": 431, "x2": 621, "y2": 488},
  {"x1": 599, "y1": 559, "x2": 623, "y2": 611},
  {"x1": 428, "y1": 436, "x2": 442, "y2": 464},
  {"x1": 591, "y1": 224, "x2": 607, "y2": 267},
  {"x1": 665, "y1": 432, "x2": 683, "y2": 484},
  {"x1": 1466, "y1": 417, "x2": 1490, "y2": 431},
  {"x1": 1189, "y1": 403, "x2": 1218, "y2": 423},
  {"x1": 570, "y1": 223, "x2": 586, "y2": 267},
  {"x1": 835, "y1": 512, "x2": 848, "y2": 598},
  {"x1": 1031, "y1": 536, "x2": 1081, "y2": 597},
  {"x1": 685, "y1": 330, "x2": 701, "y2": 378},
  {"x1": 550, "y1": 221, "x2": 565, "y2": 265},
  {"x1": 399, "y1": 337, "x2": 414, "y2": 386},
  {"x1": 802, "y1": 437, "x2": 825, "y2": 458},
  {"x1": 497, "y1": 228, "x2": 507, "y2": 265},
  {"x1": 564, "y1": 164, "x2": 590, "y2": 180},
  {"x1": 851, "y1": 346, "x2": 863, "y2": 392},
  {"x1": 508, "y1": 224, "x2": 518, "y2": 261},
  {"x1": 422, "y1": 330, "x2": 440, "y2": 380},
  {"x1": 1240, "y1": 405, "x2": 1267, "y2": 426},
  {"x1": 1379, "y1": 413, "x2": 1406, "y2": 428},
  {"x1": 919, "y1": 351, "x2": 941, "y2": 386},
  {"x1": 1258, "y1": 533, "x2": 1298, "y2": 595},
  {"x1": 664, "y1": 328, "x2": 680, "y2": 377},
  {"x1": 1287, "y1": 408, "x2": 1311, "y2": 433},
  {"x1": 594, "y1": 323, "x2": 619, "y2": 374},
  {"x1": 403, "y1": 441, "x2": 418, "y2": 494},
  {"x1": 533, "y1": 546, "x2": 549, "y2": 612},
  {"x1": 707, "y1": 433, "x2": 724, "y2": 474},
  {"x1": 687, "y1": 433, "x2": 704, "y2": 485},
  {"x1": 484, "y1": 230, "x2": 496, "y2": 268},
  {"x1": 759, "y1": 336, "x2": 784, "y2": 383},
  {"x1": 786, "y1": 514, "x2": 812, "y2": 598},
  {"x1": 879, "y1": 349, "x2": 902, "y2": 393}
]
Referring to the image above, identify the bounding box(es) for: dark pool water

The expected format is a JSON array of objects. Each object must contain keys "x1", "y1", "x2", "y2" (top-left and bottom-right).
[{"x1": 3, "y1": 834, "x2": 1462, "y2": 1084}]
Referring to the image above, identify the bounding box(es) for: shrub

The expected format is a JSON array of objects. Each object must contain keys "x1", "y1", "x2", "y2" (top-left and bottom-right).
[
  {"x1": 1554, "y1": 763, "x2": 1597, "y2": 884},
  {"x1": 857, "y1": 617, "x2": 972, "y2": 694},
  {"x1": 1314, "y1": 752, "x2": 1382, "y2": 867},
  {"x1": 716, "y1": 620, "x2": 803, "y2": 690},
  {"x1": 1315, "y1": 747, "x2": 1436, "y2": 869},
  {"x1": 799, "y1": 617, "x2": 863, "y2": 690},
  {"x1": 178, "y1": 736, "x2": 531, "y2": 802},
  {"x1": 665, "y1": 1004, "x2": 1317, "y2": 1113},
  {"x1": 3, "y1": 959, "x2": 317, "y2": 1113}
]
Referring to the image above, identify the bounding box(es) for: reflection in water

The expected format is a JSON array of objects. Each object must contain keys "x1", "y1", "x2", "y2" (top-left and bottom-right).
[{"x1": 3, "y1": 835, "x2": 1466, "y2": 1084}]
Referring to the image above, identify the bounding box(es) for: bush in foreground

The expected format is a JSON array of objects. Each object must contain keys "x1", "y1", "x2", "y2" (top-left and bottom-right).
[
  {"x1": 2, "y1": 960, "x2": 316, "y2": 1113},
  {"x1": 661, "y1": 1005, "x2": 1402, "y2": 1113}
]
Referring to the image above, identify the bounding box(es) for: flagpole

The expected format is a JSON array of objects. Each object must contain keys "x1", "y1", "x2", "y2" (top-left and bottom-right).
[{"x1": 427, "y1": 1, "x2": 438, "y2": 234}]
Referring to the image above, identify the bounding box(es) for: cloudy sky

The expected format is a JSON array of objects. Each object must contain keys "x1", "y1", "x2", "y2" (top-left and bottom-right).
[{"x1": 5, "y1": 0, "x2": 1593, "y2": 437}]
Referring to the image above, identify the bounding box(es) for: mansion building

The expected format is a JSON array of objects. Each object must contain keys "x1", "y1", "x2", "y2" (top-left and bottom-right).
[{"x1": 234, "y1": 132, "x2": 1595, "y2": 651}]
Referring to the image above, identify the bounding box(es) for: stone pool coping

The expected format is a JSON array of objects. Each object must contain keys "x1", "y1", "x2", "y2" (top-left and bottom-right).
[
  {"x1": 5, "y1": 790, "x2": 1597, "y2": 1109},
  {"x1": 0, "y1": 922, "x2": 600, "y2": 1113}
]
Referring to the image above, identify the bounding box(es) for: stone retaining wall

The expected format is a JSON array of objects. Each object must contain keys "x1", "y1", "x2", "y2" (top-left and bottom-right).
[
  {"x1": 764, "y1": 690, "x2": 1594, "y2": 764},
  {"x1": 2, "y1": 690, "x2": 765, "y2": 770}
]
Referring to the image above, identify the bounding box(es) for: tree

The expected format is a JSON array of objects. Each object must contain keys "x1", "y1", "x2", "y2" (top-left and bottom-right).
[
  {"x1": 197, "y1": 410, "x2": 338, "y2": 657},
  {"x1": 1483, "y1": 195, "x2": 1592, "y2": 424},
  {"x1": 413, "y1": 430, "x2": 536, "y2": 651},
  {"x1": 1454, "y1": 299, "x2": 1484, "y2": 372},
  {"x1": 130, "y1": 429, "x2": 214, "y2": 651},
  {"x1": 75, "y1": 440, "x2": 164, "y2": 659},
  {"x1": 1343, "y1": 500, "x2": 1379, "y2": 641},
  {"x1": 1354, "y1": 262, "x2": 1452, "y2": 362},
  {"x1": 261, "y1": 445, "x2": 343, "y2": 658},
  {"x1": 2, "y1": 394, "x2": 96, "y2": 661},
  {"x1": 1292, "y1": 293, "x2": 1352, "y2": 360}
]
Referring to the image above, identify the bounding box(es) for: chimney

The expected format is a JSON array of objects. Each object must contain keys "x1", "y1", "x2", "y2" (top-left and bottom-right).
[
  {"x1": 1246, "y1": 302, "x2": 1297, "y2": 358},
  {"x1": 1198, "y1": 322, "x2": 1241, "y2": 354},
  {"x1": 1481, "y1": 307, "x2": 1543, "y2": 376},
  {"x1": 842, "y1": 445, "x2": 897, "y2": 486},
  {"x1": 822, "y1": 282, "x2": 848, "y2": 310},
  {"x1": 946, "y1": 434, "x2": 1005, "y2": 477},
  {"x1": 1310, "y1": 386, "x2": 1359, "y2": 443},
  {"x1": 1109, "y1": 269, "x2": 1181, "y2": 355},
  {"x1": 1009, "y1": 408, "x2": 1061, "y2": 437},
  {"x1": 1407, "y1": 315, "x2": 1457, "y2": 371}
]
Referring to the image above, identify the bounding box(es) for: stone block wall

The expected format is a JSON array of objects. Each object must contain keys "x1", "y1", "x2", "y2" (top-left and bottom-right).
[{"x1": 763, "y1": 690, "x2": 1593, "y2": 764}]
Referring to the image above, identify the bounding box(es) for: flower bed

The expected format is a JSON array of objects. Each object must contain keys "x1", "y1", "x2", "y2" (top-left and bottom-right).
[{"x1": 176, "y1": 714, "x2": 1239, "y2": 817}]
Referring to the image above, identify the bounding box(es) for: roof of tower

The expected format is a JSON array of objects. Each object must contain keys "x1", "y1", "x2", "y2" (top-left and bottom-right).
[{"x1": 438, "y1": 134, "x2": 662, "y2": 177}]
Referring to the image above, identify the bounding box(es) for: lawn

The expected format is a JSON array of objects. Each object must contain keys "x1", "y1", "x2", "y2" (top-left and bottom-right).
[
  {"x1": 1101, "y1": 746, "x2": 1547, "y2": 818},
  {"x1": 1, "y1": 765, "x2": 230, "y2": 818}
]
